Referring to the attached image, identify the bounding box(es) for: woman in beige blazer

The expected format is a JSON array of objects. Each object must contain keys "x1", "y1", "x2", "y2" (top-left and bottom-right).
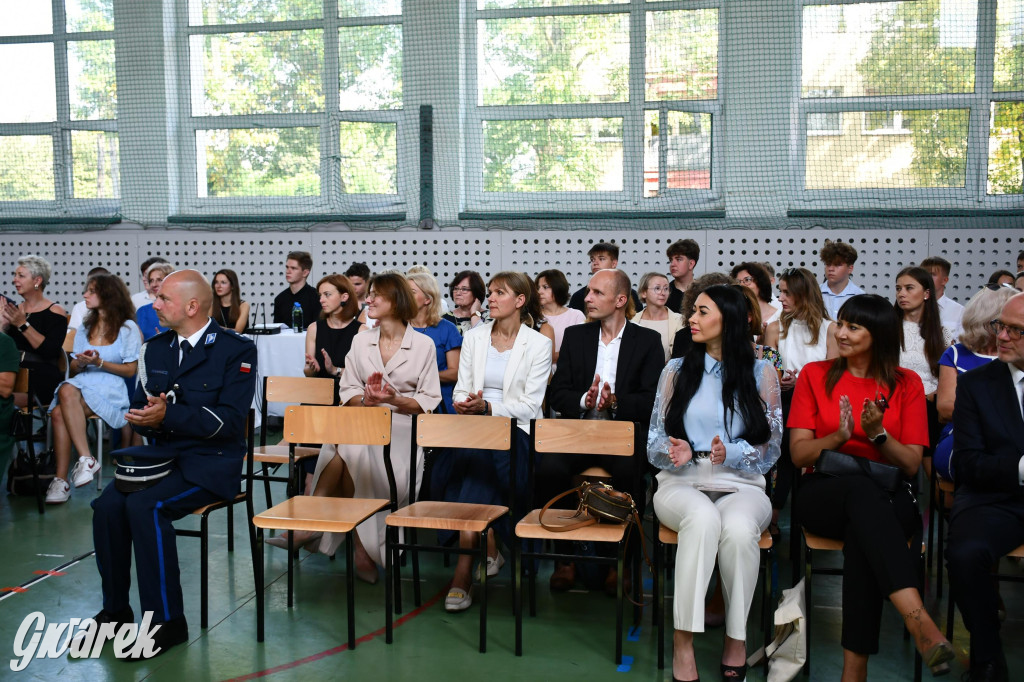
[
  {"x1": 632, "y1": 272, "x2": 684, "y2": 362},
  {"x1": 444, "y1": 271, "x2": 552, "y2": 612},
  {"x1": 268, "y1": 273, "x2": 441, "y2": 585}
]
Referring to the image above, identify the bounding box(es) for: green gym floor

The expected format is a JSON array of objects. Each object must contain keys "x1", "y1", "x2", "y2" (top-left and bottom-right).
[{"x1": 1, "y1": 444, "x2": 1021, "y2": 681}]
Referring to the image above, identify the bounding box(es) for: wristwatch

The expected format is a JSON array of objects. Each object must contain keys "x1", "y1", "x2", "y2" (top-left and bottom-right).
[
  {"x1": 17, "y1": 322, "x2": 29, "y2": 333},
  {"x1": 870, "y1": 428, "x2": 888, "y2": 446}
]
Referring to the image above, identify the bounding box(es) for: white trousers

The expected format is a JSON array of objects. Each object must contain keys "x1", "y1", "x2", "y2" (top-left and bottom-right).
[{"x1": 653, "y1": 474, "x2": 771, "y2": 640}]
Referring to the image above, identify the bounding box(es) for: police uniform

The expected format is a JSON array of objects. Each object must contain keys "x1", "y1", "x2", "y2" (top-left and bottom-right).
[{"x1": 91, "y1": 319, "x2": 257, "y2": 626}]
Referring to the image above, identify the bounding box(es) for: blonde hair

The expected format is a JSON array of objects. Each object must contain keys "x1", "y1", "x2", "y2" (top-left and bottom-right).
[
  {"x1": 406, "y1": 271, "x2": 443, "y2": 327},
  {"x1": 959, "y1": 285, "x2": 1017, "y2": 353}
]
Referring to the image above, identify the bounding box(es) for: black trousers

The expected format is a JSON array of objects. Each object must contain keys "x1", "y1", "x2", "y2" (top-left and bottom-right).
[
  {"x1": 92, "y1": 469, "x2": 222, "y2": 624},
  {"x1": 794, "y1": 473, "x2": 921, "y2": 654},
  {"x1": 946, "y1": 499, "x2": 1024, "y2": 669}
]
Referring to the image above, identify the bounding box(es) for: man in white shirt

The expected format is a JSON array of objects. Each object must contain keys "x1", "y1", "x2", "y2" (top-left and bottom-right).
[
  {"x1": 131, "y1": 257, "x2": 170, "y2": 310},
  {"x1": 921, "y1": 256, "x2": 964, "y2": 339},
  {"x1": 819, "y1": 240, "x2": 864, "y2": 320}
]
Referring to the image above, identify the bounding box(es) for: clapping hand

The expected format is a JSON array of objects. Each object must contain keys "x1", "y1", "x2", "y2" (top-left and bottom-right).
[
  {"x1": 860, "y1": 396, "x2": 884, "y2": 440},
  {"x1": 835, "y1": 395, "x2": 854, "y2": 443},
  {"x1": 363, "y1": 372, "x2": 395, "y2": 406},
  {"x1": 455, "y1": 390, "x2": 486, "y2": 415},
  {"x1": 304, "y1": 353, "x2": 321, "y2": 373},
  {"x1": 710, "y1": 435, "x2": 726, "y2": 465},
  {"x1": 584, "y1": 374, "x2": 602, "y2": 410},
  {"x1": 320, "y1": 349, "x2": 337, "y2": 376},
  {"x1": 667, "y1": 437, "x2": 693, "y2": 467}
]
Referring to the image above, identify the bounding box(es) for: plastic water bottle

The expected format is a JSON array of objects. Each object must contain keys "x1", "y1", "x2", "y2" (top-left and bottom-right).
[{"x1": 291, "y1": 302, "x2": 303, "y2": 332}]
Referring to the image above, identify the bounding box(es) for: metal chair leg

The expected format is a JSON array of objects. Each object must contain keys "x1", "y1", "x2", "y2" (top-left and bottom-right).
[
  {"x1": 346, "y1": 531, "x2": 356, "y2": 649},
  {"x1": 256, "y1": 528, "x2": 265, "y2": 642},
  {"x1": 385, "y1": 528, "x2": 394, "y2": 644},
  {"x1": 479, "y1": 529, "x2": 488, "y2": 653},
  {"x1": 200, "y1": 513, "x2": 209, "y2": 629},
  {"x1": 514, "y1": 541, "x2": 523, "y2": 657}
]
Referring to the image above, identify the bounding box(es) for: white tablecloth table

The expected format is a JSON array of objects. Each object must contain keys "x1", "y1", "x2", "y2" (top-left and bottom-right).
[{"x1": 246, "y1": 329, "x2": 307, "y2": 428}]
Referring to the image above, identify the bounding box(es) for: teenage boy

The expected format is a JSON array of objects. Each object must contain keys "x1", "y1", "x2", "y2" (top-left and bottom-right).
[
  {"x1": 819, "y1": 240, "x2": 863, "y2": 320},
  {"x1": 568, "y1": 242, "x2": 642, "y2": 313},
  {"x1": 921, "y1": 256, "x2": 963, "y2": 339},
  {"x1": 131, "y1": 257, "x2": 169, "y2": 310},
  {"x1": 665, "y1": 239, "x2": 700, "y2": 314},
  {"x1": 273, "y1": 251, "x2": 319, "y2": 328}
]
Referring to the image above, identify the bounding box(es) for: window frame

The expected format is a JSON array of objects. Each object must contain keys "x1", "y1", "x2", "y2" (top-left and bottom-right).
[
  {"x1": 463, "y1": 0, "x2": 724, "y2": 214},
  {"x1": 175, "y1": 1, "x2": 410, "y2": 216},
  {"x1": 0, "y1": 1, "x2": 118, "y2": 216},
  {"x1": 794, "y1": 0, "x2": 1023, "y2": 208}
]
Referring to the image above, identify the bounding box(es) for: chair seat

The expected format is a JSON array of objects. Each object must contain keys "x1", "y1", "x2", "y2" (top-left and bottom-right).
[
  {"x1": 803, "y1": 529, "x2": 845, "y2": 551},
  {"x1": 254, "y1": 496, "x2": 389, "y2": 534},
  {"x1": 937, "y1": 478, "x2": 954, "y2": 494},
  {"x1": 251, "y1": 445, "x2": 320, "y2": 464},
  {"x1": 191, "y1": 492, "x2": 245, "y2": 516},
  {"x1": 386, "y1": 501, "x2": 508, "y2": 532},
  {"x1": 1008, "y1": 544, "x2": 1024, "y2": 559},
  {"x1": 658, "y1": 523, "x2": 772, "y2": 549},
  {"x1": 515, "y1": 508, "x2": 628, "y2": 542}
]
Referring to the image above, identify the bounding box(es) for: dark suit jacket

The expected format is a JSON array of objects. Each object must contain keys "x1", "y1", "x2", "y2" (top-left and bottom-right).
[
  {"x1": 130, "y1": 320, "x2": 258, "y2": 500},
  {"x1": 549, "y1": 321, "x2": 664, "y2": 445},
  {"x1": 950, "y1": 360, "x2": 1024, "y2": 520}
]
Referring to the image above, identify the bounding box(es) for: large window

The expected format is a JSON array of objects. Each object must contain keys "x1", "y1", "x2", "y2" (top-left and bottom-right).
[
  {"x1": 180, "y1": 0, "x2": 404, "y2": 215},
  {"x1": 0, "y1": 1, "x2": 118, "y2": 212},
  {"x1": 465, "y1": 0, "x2": 721, "y2": 213},
  {"x1": 798, "y1": 0, "x2": 1024, "y2": 204}
]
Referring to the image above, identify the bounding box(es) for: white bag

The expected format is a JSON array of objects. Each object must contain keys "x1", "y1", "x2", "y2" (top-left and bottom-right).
[{"x1": 746, "y1": 578, "x2": 807, "y2": 682}]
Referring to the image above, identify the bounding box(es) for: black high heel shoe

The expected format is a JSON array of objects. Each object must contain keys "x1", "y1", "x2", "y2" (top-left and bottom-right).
[
  {"x1": 922, "y1": 641, "x2": 954, "y2": 676},
  {"x1": 720, "y1": 662, "x2": 747, "y2": 681}
]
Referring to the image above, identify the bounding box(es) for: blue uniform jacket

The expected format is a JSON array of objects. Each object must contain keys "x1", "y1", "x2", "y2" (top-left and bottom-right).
[{"x1": 130, "y1": 320, "x2": 258, "y2": 500}]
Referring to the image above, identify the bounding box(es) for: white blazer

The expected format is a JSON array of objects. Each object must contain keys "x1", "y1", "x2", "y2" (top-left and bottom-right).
[{"x1": 452, "y1": 322, "x2": 552, "y2": 433}]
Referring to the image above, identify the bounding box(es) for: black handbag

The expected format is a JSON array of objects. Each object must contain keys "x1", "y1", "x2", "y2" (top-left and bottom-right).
[
  {"x1": 816, "y1": 449, "x2": 903, "y2": 494},
  {"x1": 6, "y1": 447, "x2": 56, "y2": 496}
]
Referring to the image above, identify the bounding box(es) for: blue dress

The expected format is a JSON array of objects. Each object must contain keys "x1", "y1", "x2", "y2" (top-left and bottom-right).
[
  {"x1": 50, "y1": 321, "x2": 142, "y2": 429},
  {"x1": 136, "y1": 304, "x2": 167, "y2": 341},
  {"x1": 933, "y1": 344, "x2": 994, "y2": 481},
  {"x1": 413, "y1": 318, "x2": 463, "y2": 414}
]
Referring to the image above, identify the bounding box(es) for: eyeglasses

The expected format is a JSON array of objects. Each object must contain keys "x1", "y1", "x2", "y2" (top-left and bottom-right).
[
  {"x1": 984, "y1": 283, "x2": 1014, "y2": 291},
  {"x1": 452, "y1": 286, "x2": 473, "y2": 294},
  {"x1": 648, "y1": 286, "x2": 671, "y2": 293},
  {"x1": 737, "y1": 276, "x2": 754, "y2": 285},
  {"x1": 988, "y1": 319, "x2": 1024, "y2": 341}
]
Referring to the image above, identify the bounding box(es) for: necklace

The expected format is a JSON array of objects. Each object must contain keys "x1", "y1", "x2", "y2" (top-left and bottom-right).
[
  {"x1": 491, "y1": 329, "x2": 517, "y2": 352},
  {"x1": 381, "y1": 334, "x2": 401, "y2": 350}
]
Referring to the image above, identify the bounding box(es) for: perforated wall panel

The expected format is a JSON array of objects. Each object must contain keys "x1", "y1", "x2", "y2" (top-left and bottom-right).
[{"x1": 1, "y1": 229, "x2": 1020, "y2": 317}]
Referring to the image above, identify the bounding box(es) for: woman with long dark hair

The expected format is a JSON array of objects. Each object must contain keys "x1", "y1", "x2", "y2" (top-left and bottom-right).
[
  {"x1": 210, "y1": 269, "x2": 250, "y2": 333},
  {"x1": 648, "y1": 285, "x2": 782, "y2": 682},
  {"x1": 790, "y1": 294, "x2": 953, "y2": 679},
  {"x1": 48, "y1": 273, "x2": 140, "y2": 503},
  {"x1": 894, "y1": 266, "x2": 953, "y2": 397}
]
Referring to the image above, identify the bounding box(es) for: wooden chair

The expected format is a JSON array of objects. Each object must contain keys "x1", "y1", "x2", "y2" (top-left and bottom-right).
[
  {"x1": 514, "y1": 418, "x2": 641, "y2": 665},
  {"x1": 252, "y1": 405, "x2": 394, "y2": 647},
  {"x1": 176, "y1": 409, "x2": 256, "y2": 629},
  {"x1": 384, "y1": 413, "x2": 517, "y2": 653},
  {"x1": 11, "y1": 368, "x2": 47, "y2": 514},
  {"x1": 654, "y1": 521, "x2": 775, "y2": 672},
  {"x1": 251, "y1": 375, "x2": 338, "y2": 506},
  {"x1": 943, "y1": 537, "x2": 1024, "y2": 642},
  {"x1": 802, "y1": 528, "x2": 925, "y2": 681}
]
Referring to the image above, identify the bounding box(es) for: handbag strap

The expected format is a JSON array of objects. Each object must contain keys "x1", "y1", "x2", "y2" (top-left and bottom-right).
[{"x1": 538, "y1": 485, "x2": 598, "y2": 532}]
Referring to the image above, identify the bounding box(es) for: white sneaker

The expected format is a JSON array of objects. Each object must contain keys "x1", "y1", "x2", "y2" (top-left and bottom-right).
[
  {"x1": 45, "y1": 478, "x2": 71, "y2": 504},
  {"x1": 71, "y1": 456, "x2": 100, "y2": 488}
]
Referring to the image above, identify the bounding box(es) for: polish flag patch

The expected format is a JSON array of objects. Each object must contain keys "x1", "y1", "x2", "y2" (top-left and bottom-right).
[{"x1": 240, "y1": 363, "x2": 251, "y2": 373}]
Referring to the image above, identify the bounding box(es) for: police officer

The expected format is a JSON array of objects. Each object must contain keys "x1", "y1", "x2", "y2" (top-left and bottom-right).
[{"x1": 87, "y1": 269, "x2": 257, "y2": 658}]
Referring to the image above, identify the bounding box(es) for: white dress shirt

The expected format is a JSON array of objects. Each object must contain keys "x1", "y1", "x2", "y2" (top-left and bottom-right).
[
  {"x1": 937, "y1": 295, "x2": 964, "y2": 340},
  {"x1": 579, "y1": 319, "x2": 626, "y2": 409}
]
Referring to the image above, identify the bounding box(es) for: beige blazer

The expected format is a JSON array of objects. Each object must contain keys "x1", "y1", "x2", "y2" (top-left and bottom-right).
[
  {"x1": 632, "y1": 309, "x2": 685, "y2": 359},
  {"x1": 453, "y1": 322, "x2": 552, "y2": 432}
]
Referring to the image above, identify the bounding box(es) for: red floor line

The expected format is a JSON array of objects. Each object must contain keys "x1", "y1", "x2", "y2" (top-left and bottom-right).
[{"x1": 222, "y1": 585, "x2": 448, "y2": 681}]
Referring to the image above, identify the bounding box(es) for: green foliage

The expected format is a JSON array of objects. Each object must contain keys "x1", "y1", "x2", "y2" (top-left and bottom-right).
[
  {"x1": 989, "y1": 102, "x2": 1023, "y2": 194},
  {"x1": 338, "y1": 122, "x2": 397, "y2": 194},
  {"x1": 203, "y1": 127, "x2": 320, "y2": 197},
  {"x1": 0, "y1": 136, "x2": 55, "y2": 201},
  {"x1": 338, "y1": 24, "x2": 402, "y2": 110},
  {"x1": 69, "y1": 39, "x2": 116, "y2": 120}
]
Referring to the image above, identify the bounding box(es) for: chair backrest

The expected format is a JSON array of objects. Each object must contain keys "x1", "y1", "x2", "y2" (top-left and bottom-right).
[
  {"x1": 284, "y1": 404, "x2": 396, "y2": 508},
  {"x1": 266, "y1": 376, "x2": 337, "y2": 406},
  {"x1": 531, "y1": 419, "x2": 635, "y2": 457},
  {"x1": 415, "y1": 413, "x2": 514, "y2": 451},
  {"x1": 13, "y1": 367, "x2": 30, "y2": 396},
  {"x1": 284, "y1": 404, "x2": 391, "y2": 447},
  {"x1": 410, "y1": 413, "x2": 517, "y2": 505},
  {"x1": 261, "y1": 375, "x2": 338, "y2": 446}
]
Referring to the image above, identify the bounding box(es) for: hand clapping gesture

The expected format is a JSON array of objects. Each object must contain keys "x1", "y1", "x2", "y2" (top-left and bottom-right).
[
  {"x1": 363, "y1": 371, "x2": 396, "y2": 407},
  {"x1": 667, "y1": 436, "x2": 693, "y2": 467}
]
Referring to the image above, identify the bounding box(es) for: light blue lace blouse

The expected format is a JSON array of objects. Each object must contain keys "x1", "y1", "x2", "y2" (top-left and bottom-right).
[{"x1": 647, "y1": 353, "x2": 783, "y2": 474}]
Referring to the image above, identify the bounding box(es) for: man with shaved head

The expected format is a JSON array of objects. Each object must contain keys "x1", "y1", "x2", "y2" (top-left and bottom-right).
[
  {"x1": 86, "y1": 269, "x2": 257, "y2": 659},
  {"x1": 542, "y1": 268, "x2": 664, "y2": 594}
]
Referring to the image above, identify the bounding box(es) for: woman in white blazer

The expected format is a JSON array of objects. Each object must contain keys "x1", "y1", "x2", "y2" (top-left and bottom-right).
[{"x1": 444, "y1": 271, "x2": 552, "y2": 612}]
